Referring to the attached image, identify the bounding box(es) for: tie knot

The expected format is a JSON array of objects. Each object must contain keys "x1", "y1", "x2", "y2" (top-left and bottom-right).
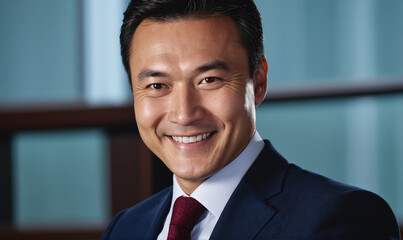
[
  {"x1": 167, "y1": 196, "x2": 206, "y2": 239},
  {"x1": 171, "y1": 196, "x2": 206, "y2": 228}
]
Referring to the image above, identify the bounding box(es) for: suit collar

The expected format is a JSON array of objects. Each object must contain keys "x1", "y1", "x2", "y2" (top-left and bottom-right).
[
  {"x1": 210, "y1": 140, "x2": 289, "y2": 239},
  {"x1": 242, "y1": 140, "x2": 289, "y2": 199}
]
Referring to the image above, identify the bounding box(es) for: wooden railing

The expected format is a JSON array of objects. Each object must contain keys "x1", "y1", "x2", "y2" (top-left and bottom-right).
[
  {"x1": 0, "y1": 102, "x2": 166, "y2": 239},
  {"x1": 1, "y1": 79, "x2": 402, "y2": 239},
  {"x1": 0, "y1": 225, "x2": 104, "y2": 240}
]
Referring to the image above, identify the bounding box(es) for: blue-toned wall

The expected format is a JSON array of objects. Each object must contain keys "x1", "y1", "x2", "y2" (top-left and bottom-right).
[
  {"x1": 13, "y1": 129, "x2": 109, "y2": 225},
  {"x1": 0, "y1": 0, "x2": 117, "y2": 226},
  {"x1": 0, "y1": 0, "x2": 81, "y2": 103},
  {"x1": 256, "y1": 96, "x2": 403, "y2": 217},
  {"x1": 254, "y1": 0, "x2": 403, "y2": 217}
]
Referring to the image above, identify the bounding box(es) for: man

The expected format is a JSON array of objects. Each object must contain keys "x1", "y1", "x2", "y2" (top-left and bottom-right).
[{"x1": 102, "y1": 0, "x2": 400, "y2": 239}]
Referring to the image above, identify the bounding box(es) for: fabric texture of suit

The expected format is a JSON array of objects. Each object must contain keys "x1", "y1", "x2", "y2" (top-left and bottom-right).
[{"x1": 101, "y1": 140, "x2": 401, "y2": 239}]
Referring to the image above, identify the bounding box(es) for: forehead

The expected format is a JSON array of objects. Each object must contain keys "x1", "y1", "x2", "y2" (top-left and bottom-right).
[{"x1": 129, "y1": 16, "x2": 248, "y2": 73}]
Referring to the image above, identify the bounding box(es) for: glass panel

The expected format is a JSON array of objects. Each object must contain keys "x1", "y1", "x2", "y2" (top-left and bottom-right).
[
  {"x1": 255, "y1": 0, "x2": 403, "y2": 85},
  {"x1": 0, "y1": 0, "x2": 81, "y2": 103},
  {"x1": 256, "y1": 94, "x2": 403, "y2": 218},
  {"x1": 83, "y1": 0, "x2": 131, "y2": 104},
  {"x1": 12, "y1": 129, "x2": 109, "y2": 226}
]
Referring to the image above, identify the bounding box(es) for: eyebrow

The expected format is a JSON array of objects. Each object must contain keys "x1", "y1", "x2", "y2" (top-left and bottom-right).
[
  {"x1": 193, "y1": 60, "x2": 231, "y2": 75},
  {"x1": 136, "y1": 60, "x2": 231, "y2": 81},
  {"x1": 137, "y1": 70, "x2": 168, "y2": 81}
]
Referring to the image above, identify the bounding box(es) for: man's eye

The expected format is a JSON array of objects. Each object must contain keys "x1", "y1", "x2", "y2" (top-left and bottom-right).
[
  {"x1": 201, "y1": 77, "x2": 218, "y2": 84},
  {"x1": 148, "y1": 83, "x2": 164, "y2": 89}
]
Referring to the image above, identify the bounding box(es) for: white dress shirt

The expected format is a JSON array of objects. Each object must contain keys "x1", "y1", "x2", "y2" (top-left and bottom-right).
[{"x1": 157, "y1": 131, "x2": 264, "y2": 240}]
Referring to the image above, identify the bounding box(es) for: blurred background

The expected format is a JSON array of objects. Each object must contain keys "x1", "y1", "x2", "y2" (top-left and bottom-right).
[{"x1": 0, "y1": 0, "x2": 402, "y2": 238}]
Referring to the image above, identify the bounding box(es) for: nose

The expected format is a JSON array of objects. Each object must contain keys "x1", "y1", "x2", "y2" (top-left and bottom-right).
[{"x1": 168, "y1": 85, "x2": 205, "y2": 125}]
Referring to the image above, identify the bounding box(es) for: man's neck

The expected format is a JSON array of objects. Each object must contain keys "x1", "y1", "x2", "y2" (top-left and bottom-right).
[{"x1": 175, "y1": 176, "x2": 206, "y2": 195}]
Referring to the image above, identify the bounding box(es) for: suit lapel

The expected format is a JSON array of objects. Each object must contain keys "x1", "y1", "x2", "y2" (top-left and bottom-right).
[
  {"x1": 143, "y1": 188, "x2": 172, "y2": 239},
  {"x1": 210, "y1": 140, "x2": 289, "y2": 239},
  {"x1": 209, "y1": 181, "x2": 277, "y2": 239}
]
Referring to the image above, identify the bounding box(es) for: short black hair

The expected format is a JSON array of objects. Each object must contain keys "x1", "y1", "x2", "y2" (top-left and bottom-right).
[{"x1": 120, "y1": 0, "x2": 263, "y2": 84}]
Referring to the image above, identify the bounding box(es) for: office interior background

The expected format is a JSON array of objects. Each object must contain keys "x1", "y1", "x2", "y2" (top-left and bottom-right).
[{"x1": 0, "y1": 0, "x2": 402, "y2": 236}]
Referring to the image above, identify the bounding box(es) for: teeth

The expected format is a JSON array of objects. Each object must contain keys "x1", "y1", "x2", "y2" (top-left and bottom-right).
[{"x1": 172, "y1": 133, "x2": 211, "y2": 143}]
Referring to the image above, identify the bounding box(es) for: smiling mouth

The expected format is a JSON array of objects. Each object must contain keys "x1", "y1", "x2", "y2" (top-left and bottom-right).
[{"x1": 171, "y1": 132, "x2": 212, "y2": 143}]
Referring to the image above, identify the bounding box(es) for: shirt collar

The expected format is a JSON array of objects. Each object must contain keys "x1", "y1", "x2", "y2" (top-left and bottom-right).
[{"x1": 172, "y1": 131, "x2": 264, "y2": 219}]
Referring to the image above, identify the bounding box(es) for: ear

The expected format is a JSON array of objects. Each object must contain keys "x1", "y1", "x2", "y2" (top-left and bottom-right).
[{"x1": 253, "y1": 57, "x2": 268, "y2": 106}]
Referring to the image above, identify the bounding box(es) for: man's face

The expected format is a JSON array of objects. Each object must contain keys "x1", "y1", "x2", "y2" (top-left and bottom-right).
[{"x1": 130, "y1": 16, "x2": 267, "y2": 193}]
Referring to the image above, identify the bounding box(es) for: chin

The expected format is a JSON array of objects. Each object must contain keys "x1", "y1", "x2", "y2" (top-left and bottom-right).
[{"x1": 174, "y1": 167, "x2": 211, "y2": 182}]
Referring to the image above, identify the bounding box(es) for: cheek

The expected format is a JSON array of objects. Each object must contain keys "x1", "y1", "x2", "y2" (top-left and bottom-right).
[
  {"x1": 134, "y1": 97, "x2": 163, "y2": 131},
  {"x1": 209, "y1": 86, "x2": 253, "y2": 123},
  {"x1": 134, "y1": 98, "x2": 167, "y2": 156}
]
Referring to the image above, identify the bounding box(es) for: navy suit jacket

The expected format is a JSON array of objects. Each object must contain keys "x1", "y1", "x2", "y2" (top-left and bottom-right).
[{"x1": 101, "y1": 140, "x2": 400, "y2": 239}]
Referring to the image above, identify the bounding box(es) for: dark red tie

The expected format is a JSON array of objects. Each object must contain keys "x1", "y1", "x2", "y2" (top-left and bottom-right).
[{"x1": 167, "y1": 196, "x2": 206, "y2": 240}]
